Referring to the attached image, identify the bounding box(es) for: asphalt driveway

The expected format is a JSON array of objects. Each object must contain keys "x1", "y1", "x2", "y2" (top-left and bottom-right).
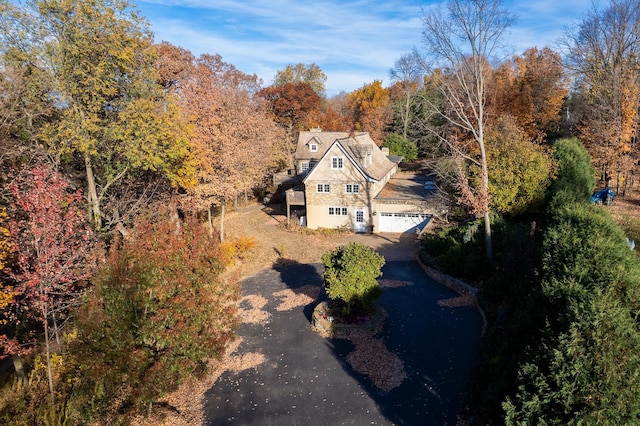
[{"x1": 203, "y1": 256, "x2": 482, "y2": 425}]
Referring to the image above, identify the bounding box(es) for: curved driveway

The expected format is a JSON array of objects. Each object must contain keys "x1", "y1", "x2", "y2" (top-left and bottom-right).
[{"x1": 204, "y1": 238, "x2": 482, "y2": 425}]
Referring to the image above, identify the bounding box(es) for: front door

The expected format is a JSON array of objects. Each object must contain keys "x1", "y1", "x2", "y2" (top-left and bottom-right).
[{"x1": 354, "y1": 209, "x2": 366, "y2": 233}]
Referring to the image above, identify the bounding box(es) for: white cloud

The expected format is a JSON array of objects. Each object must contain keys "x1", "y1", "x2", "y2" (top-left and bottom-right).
[{"x1": 138, "y1": 0, "x2": 604, "y2": 96}]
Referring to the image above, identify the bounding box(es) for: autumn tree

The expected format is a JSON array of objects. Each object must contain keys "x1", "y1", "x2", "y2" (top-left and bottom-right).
[
  {"x1": 421, "y1": 0, "x2": 516, "y2": 261},
  {"x1": 6, "y1": 165, "x2": 95, "y2": 406},
  {"x1": 153, "y1": 41, "x2": 195, "y2": 93},
  {"x1": 488, "y1": 47, "x2": 568, "y2": 142},
  {"x1": 347, "y1": 80, "x2": 391, "y2": 145},
  {"x1": 389, "y1": 51, "x2": 424, "y2": 140},
  {"x1": 73, "y1": 210, "x2": 239, "y2": 414},
  {"x1": 319, "y1": 91, "x2": 352, "y2": 132},
  {"x1": 257, "y1": 81, "x2": 322, "y2": 165},
  {"x1": 273, "y1": 62, "x2": 328, "y2": 97},
  {"x1": 0, "y1": 209, "x2": 12, "y2": 328},
  {"x1": 479, "y1": 116, "x2": 553, "y2": 215},
  {"x1": 562, "y1": 0, "x2": 640, "y2": 188},
  {"x1": 0, "y1": 0, "x2": 195, "y2": 231},
  {"x1": 183, "y1": 54, "x2": 280, "y2": 240}
]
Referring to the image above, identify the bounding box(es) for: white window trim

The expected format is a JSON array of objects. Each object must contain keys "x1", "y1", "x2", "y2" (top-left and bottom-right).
[
  {"x1": 328, "y1": 206, "x2": 348, "y2": 216},
  {"x1": 309, "y1": 143, "x2": 318, "y2": 152},
  {"x1": 300, "y1": 162, "x2": 310, "y2": 172},
  {"x1": 331, "y1": 156, "x2": 344, "y2": 169},
  {"x1": 316, "y1": 183, "x2": 330, "y2": 193},
  {"x1": 345, "y1": 184, "x2": 360, "y2": 194}
]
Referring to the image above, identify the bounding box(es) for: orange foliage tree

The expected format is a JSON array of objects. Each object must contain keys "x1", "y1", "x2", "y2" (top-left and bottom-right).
[
  {"x1": 563, "y1": 0, "x2": 640, "y2": 188},
  {"x1": 257, "y1": 82, "x2": 322, "y2": 166},
  {"x1": 488, "y1": 47, "x2": 568, "y2": 142},
  {"x1": 347, "y1": 80, "x2": 391, "y2": 145},
  {"x1": 183, "y1": 54, "x2": 281, "y2": 240},
  {"x1": 319, "y1": 92, "x2": 353, "y2": 132}
]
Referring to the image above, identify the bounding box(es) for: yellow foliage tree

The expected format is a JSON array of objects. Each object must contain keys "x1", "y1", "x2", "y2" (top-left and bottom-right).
[
  {"x1": 347, "y1": 80, "x2": 391, "y2": 145},
  {"x1": 0, "y1": 209, "x2": 13, "y2": 313},
  {"x1": 478, "y1": 116, "x2": 554, "y2": 215}
]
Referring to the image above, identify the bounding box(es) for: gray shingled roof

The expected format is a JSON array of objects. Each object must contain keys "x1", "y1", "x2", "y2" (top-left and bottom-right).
[{"x1": 295, "y1": 130, "x2": 398, "y2": 181}]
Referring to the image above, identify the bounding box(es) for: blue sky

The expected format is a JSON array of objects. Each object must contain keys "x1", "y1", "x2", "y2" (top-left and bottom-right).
[{"x1": 135, "y1": 0, "x2": 602, "y2": 96}]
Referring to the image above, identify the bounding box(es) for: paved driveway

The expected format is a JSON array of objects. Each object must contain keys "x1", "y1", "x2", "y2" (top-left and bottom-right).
[{"x1": 204, "y1": 254, "x2": 482, "y2": 425}]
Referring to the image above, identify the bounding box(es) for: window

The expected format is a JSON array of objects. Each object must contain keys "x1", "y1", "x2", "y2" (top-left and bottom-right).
[
  {"x1": 355, "y1": 210, "x2": 365, "y2": 223},
  {"x1": 300, "y1": 162, "x2": 310, "y2": 173},
  {"x1": 328, "y1": 207, "x2": 348, "y2": 216},
  {"x1": 345, "y1": 184, "x2": 360, "y2": 194},
  {"x1": 331, "y1": 157, "x2": 344, "y2": 169},
  {"x1": 316, "y1": 183, "x2": 330, "y2": 193},
  {"x1": 309, "y1": 143, "x2": 318, "y2": 152}
]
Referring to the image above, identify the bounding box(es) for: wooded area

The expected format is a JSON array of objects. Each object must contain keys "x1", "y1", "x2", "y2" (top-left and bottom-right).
[{"x1": 0, "y1": 0, "x2": 639, "y2": 424}]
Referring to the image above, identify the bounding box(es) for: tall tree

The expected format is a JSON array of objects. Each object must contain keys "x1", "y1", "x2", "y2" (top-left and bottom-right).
[
  {"x1": 183, "y1": 54, "x2": 280, "y2": 241},
  {"x1": 273, "y1": 62, "x2": 328, "y2": 97},
  {"x1": 389, "y1": 51, "x2": 424, "y2": 140},
  {"x1": 153, "y1": 40, "x2": 195, "y2": 94},
  {"x1": 347, "y1": 80, "x2": 391, "y2": 145},
  {"x1": 6, "y1": 165, "x2": 94, "y2": 406},
  {"x1": 480, "y1": 116, "x2": 553, "y2": 215},
  {"x1": 421, "y1": 0, "x2": 516, "y2": 261},
  {"x1": 0, "y1": 0, "x2": 195, "y2": 231},
  {"x1": 257, "y1": 81, "x2": 322, "y2": 166},
  {"x1": 319, "y1": 91, "x2": 352, "y2": 132},
  {"x1": 562, "y1": 0, "x2": 640, "y2": 187},
  {"x1": 488, "y1": 47, "x2": 568, "y2": 142}
]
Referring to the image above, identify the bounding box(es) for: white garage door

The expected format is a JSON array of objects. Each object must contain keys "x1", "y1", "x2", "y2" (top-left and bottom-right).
[{"x1": 378, "y1": 212, "x2": 431, "y2": 233}]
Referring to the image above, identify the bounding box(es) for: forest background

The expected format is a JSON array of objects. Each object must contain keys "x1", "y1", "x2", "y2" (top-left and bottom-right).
[{"x1": 0, "y1": 0, "x2": 639, "y2": 424}]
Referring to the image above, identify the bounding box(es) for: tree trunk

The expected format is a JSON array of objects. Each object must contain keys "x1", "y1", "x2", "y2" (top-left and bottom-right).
[
  {"x1": 43, "y1": 305, "x2": 55, "y2": 406},
  {"x1": 207, "y1": 204, "x2": 214, "y2": 238},
  {"x1": 403, "y1": 94, "x2": 411, "y2": 140},
  {"x1": 220, "y1": 200, "x2": 225, "y2": 243},
  {"x1": 484, "y1": 212, "x2": 493, "y2": 263},
  {"x1": 84, "y1": 153, "x2": 101, "y2": 229},
  {"x1": 52, "y1": 312, "x2": 60, "y2": 346}
]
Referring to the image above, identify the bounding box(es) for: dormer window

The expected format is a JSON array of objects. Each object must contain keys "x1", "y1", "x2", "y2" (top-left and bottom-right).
[{"x1": 309, "y1": 143, "x2": 318, "y2": 152}]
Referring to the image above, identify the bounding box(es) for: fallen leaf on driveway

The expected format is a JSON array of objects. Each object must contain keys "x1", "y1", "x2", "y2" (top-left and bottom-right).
[
  {"x1": 238, "y1": 294, "x2": 271, "y2": 324},
  {"x1": 273, "y1": 285, "x2": 321, "y2": 311},
  {"x1": 378, "y1": 279, "x2": 413, "y2": 288},
  {"x1": 437, "y1": 293, "x2": 475, "y2": 308}
]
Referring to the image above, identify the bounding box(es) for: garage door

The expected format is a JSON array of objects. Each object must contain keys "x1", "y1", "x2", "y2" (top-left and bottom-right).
[{"x1": 378, "y1": 212, "x2": 431, "y2": 233}]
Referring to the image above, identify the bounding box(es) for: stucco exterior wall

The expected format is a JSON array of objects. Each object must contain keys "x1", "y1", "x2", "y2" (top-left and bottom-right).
[{"x1": 304, "y1": 144, "x2": 374, "y2": 231}]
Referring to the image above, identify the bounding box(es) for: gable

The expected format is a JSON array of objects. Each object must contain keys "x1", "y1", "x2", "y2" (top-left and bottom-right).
[{"x1": 302, "y1": 140, "x2": 374, "y2": 184}]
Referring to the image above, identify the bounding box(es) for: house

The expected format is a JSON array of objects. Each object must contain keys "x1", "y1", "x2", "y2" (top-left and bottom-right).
[{"x1": 283, "y1": 128, "x2": 446, "y2": 233}]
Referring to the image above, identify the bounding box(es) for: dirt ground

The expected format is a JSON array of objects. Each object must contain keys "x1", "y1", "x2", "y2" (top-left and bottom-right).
[
  {"x1": 221, "y1": 203, "x2": 418, "y2": 280},
  {"x1": 608, "y1": 190, "x2": 640, "y2": 221}
]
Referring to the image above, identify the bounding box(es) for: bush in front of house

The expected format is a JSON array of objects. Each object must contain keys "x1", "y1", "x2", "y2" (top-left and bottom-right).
[{"x1": 321, "y1": 242, "x2": 385, "y2": 316}]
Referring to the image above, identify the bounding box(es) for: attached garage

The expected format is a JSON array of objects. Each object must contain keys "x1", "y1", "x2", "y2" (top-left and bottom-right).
[{"x1": 378, "y1": 212, "x2": 431, "y2": 233}]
